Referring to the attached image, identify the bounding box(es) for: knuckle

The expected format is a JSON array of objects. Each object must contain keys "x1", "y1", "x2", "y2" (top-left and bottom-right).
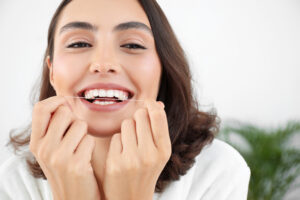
[
  {"x1": 124, "y1": 159, "x2": 140, "y2": 171},
  {"x1": 125, "y1": 118, "x2": 133, "y2": 124},
  {"x1": 141, "y1": 158, "x2": 155, "y2": 168},
  {"x1": 37, "y1": 148, "x2": 49, "y2": 161},
  {"x1": 140, "y1": 152, "x2": 157, "y2": 167},
  {"x1": 75, "y1": 120, "x2": 88, "y2": 130},
  {"x1": 29, "y1": 143, "x2": 37, "y2": 155},
  {"x1": 33, "y1": 101, "x2": 45, "y2": 114},
  {"x1": 55, "y1": 96, "x2": 66, "y2": 101},
  {"x1": 134, "y1": 108, "x2": 147, "y2": 119},
  {"x1": 49, "y1": 155, "x2": 63, "y2": 168},
  {"x1": 161, "y1": 147, "x2": 172, "y2": 161},
  {"x1": 68, "y1": 163, "x2": 85, "y2": 177},
  {"x1": 29, "y1": 139, "x2": 36, "y2": 152},
  {"x1": 106, "y1": 164, "x2": 121, "y2": 176},
  {"x1": 152, "y1": 110, "x2": 165, "y2": 121},
  {"x1": 57, "y1": 106, "x2": 72, "y2": 117},
  {"x1": 122, "y1": 119, "x2": 133, "y2": 128}
]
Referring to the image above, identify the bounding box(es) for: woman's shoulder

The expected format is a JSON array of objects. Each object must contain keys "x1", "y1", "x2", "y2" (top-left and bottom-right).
[
  {"x1": 0, "y1": 154, "x2": 27, "y2": 183},
  {"x1": 193, "y1": 138, "x2": 251, "y2": 181},
  {"x1": 196, "y1": 138, "x2": 250, "y2": 171},
  {"x1": 0, "y1": 154, "x2": 52, "y2": 200},
  {"x1": 0, "y1": 153, "x2": 24, "y2": 169},
  {"x1": 154, "y1": 138, "x2": 250, "y2": 200},
  {"x1": 189, "y1": 138, "x2": 251, "y2": 199}
]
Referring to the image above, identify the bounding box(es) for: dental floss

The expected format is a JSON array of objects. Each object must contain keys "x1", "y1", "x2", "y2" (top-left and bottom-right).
[{"x1": 64, "y1": 96, "x2": 145, "y2": 102}]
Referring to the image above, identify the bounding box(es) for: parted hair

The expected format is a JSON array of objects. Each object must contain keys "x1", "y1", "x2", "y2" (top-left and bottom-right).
[{"x1": 8, "y1": 0, "x2": 220, "y2": 192}]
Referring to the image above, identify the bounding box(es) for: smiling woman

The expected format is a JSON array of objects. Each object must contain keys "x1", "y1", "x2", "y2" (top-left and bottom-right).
[{"x1": 0, "y1": 0, "x2": 250, "y2": 200}]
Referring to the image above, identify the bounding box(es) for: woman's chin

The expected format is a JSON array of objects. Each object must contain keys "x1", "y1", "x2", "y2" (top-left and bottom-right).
[{"x1": 87, "y1": 126, "x2": 120, "y2": 138}]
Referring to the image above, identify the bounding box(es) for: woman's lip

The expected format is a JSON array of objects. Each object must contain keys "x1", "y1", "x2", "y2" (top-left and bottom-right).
[{"x1": 80, "y1": 98, "x2": 130, "y2": 112}]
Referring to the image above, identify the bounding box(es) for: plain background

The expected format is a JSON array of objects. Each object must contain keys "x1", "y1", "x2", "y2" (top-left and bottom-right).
[{"x1": 0, "y1": 0, "x2": 299, "y2": 198}]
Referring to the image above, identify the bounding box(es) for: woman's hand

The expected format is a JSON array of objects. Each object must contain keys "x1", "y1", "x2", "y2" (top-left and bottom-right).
[
  {"x1": 29, "y1": 96, "x2": 101, "y2": 200},
  {"x1": 102, "y1": 100, "x2": 172, "y2": 200}
]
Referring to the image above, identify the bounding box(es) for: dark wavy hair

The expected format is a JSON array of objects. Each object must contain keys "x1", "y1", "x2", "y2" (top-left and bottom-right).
[{"x1": 8, "y1": 0, "x2": 220, "y2": 193}]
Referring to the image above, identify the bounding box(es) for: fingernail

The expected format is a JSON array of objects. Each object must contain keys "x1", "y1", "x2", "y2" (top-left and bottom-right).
[{"x1": 158, "y1": 101, "x2": 165, "y2": 109}]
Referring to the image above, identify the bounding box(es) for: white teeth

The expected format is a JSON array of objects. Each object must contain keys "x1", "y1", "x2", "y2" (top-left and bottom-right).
[
  {"x1": 113, "y1": 90, "x2": 120, "y2": 98},
  {"x1": 93, "y1": 101, "x2": 115, "y2": 105},
  {"x1": 119, "y1": 93, "x2": 127, "y2": 101},
  {"x1": 93, "y1": 90, "x2": 98, "y2": 98},
  {"x1": 107, "y1": 90, "x2": 114, "y2": 97},
  {"x1": 99, "y1": 89, "x2": 106, "y2": 97},
  {"x1": 86, "y1": 91, "x2": 93, "y2": 99},
  {"x1": 84, "y1": 89, "x2": 129, "y2": 100}
]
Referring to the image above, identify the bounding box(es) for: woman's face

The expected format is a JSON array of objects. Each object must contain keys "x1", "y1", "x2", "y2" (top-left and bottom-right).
[{"x1": 48, "y1": 0, "x2": 162, "y2": 137}]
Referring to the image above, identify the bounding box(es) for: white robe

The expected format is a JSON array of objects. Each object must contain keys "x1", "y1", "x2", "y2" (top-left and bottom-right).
[{"x1": 0, "y1": 139, "x2": 250, "y2": 200}]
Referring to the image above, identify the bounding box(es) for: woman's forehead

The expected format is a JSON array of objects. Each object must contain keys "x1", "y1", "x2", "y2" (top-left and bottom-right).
[{"x1": 56, "y1": 0, "x2": 151, "y2": 33}]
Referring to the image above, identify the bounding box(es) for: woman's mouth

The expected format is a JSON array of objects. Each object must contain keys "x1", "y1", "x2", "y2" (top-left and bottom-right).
[
  {"x1": 82, "y1": 89, "x2": 133, "y2": 105},
  {"x1": 77, "y1": 83, "x2": 134, "y2": 112}
]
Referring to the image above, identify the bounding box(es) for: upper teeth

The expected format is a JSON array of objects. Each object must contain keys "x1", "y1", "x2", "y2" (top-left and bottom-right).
[{"x1": 84, "y1": 89, "x2": 129, "y2": 101}]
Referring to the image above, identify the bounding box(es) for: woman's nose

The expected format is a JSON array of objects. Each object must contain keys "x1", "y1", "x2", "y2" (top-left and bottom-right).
[
  {"x1": 89, "y1": 63, "x2": 117, "y2": 74},
  {"x1": 89, "y1": 41, "x2": 120, "y2": 75}
]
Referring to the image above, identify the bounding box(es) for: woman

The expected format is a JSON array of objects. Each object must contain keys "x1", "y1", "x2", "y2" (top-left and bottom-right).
[{"x1": 0, "y1": 0, "x2": 250, "y2": 199}]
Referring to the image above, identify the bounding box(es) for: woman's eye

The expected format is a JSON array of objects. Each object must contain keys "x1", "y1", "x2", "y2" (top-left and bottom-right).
[
  {"x1": 121, "y1": 43, "x2": 146, "y2": 50},
  {"x1": 67, "y1": 42, "x2": 92, "y2": 48}
]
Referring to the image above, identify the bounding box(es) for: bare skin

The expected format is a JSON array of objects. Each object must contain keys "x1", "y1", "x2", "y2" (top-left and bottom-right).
[
  {"x1": 30, "y1": 0, "x2": 172, "y2": 199},
  {"x1": 30, "y1": 97, "x2": 170, "y2": 200},
  {"x1": 30, "y1": 96, "x2": 101, "y2": 200}
]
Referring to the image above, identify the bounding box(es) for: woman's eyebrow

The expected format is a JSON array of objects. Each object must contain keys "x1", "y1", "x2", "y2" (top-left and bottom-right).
[
  {"x1": 114, "y1": 21, "x2": 153, "y2": 36},
  {"x1": 59, "y1": 21, "x2": 96, "y2": 34},
  {"x1": 59, "y1": 21, "x2": 153, "y2": 36}
]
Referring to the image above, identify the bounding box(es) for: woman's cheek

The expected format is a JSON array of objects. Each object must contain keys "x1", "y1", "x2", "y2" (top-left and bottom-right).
[
  {"x1": 139, "y1": 53, "x2": 162, "y2": 96},
  {"x1": 122, "y1": 52, "x2": 161, "y2": 98},
  {"x1": 52, "y1": 53, "x2": 89, "y2": 93}
]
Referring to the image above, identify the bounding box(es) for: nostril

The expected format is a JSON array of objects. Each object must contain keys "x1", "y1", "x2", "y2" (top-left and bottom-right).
[{"x1": 90, "y1": 63, "x2": 117, "y2": 74}]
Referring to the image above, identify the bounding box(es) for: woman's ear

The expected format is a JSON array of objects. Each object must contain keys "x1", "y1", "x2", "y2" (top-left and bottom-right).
[{"x1": 46, "y1": 56, "x2": 55, "y2": 89}]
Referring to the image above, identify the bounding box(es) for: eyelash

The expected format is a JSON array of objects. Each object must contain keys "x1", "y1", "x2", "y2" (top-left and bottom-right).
[
  {"x1": 67, "y1": 42, "x2": 92, "y2": 48},
  {"x1": 120, "y1": 43, "x2": 146, "y2": 50},
  {"x1": 67, "y1": 41, "x2": 146, "y2": 50}
]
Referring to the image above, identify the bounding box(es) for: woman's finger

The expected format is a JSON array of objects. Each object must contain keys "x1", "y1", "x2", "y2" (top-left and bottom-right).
[
  {"x1": 31, "y1": 96, "x2": 68, "y2": 147},
  {"x1": 133, "y1": 108, "x2": 155, "y2": 150},
  {"x1": 75, "y1": 134, "x2": 95, "y2": 164},
  {"x1": 144, "y1": 100, "x2": 171, "y2": 152},
  {"x1": 108, "y1": 133, "x2": 122, "y2": 157},
  {"x1": 121, "y1": 119, "x2": 137, "y2": 153},
  {"x1": 61, "y1": 120, "x2": 88, "y2": 155},
  {"x1": 44, "y1": 105, "x2": 74, "y2": 148}
]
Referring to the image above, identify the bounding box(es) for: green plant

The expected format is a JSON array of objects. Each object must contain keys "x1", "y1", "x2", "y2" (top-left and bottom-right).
[{"x1": 219, "y1": 120, "x2": 300, "y2": 200}]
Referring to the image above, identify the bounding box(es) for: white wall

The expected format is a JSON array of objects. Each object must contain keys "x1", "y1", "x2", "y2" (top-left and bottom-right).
[
  {"x1": 157, "y1": 0, "x2": 300, "y2": 126},
  {"x1": 1, "y1": 0, "x2": 299, "y2": 193},
  {"x1": 0, "y1": 0, "x2": 63, "y2": 162}
]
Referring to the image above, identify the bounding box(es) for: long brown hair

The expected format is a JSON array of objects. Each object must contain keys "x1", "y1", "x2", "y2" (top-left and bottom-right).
[{"x1": 8, "y1": 0, "x2": 220, "y2": 192}]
